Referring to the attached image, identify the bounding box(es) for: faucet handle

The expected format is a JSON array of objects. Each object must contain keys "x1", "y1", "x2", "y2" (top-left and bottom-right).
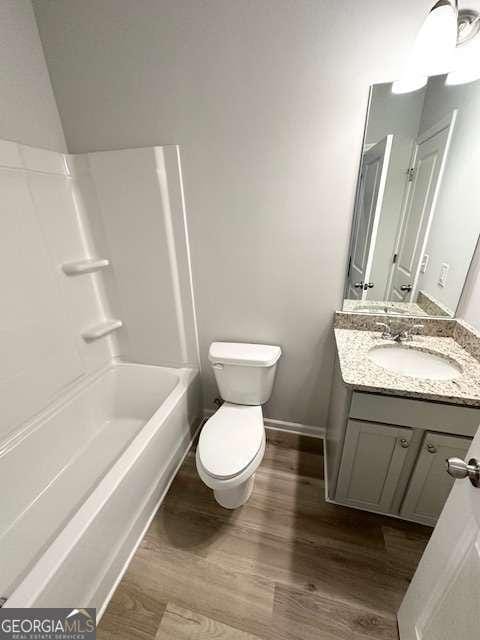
[{"x1": 375, "y1": 322, "x2": 392, "y2": 338}]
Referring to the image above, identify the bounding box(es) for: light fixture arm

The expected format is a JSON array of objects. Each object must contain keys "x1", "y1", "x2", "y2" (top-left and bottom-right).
[
  {"x1": 439, "y1": 0, "x2": 480, "y2": 47},
  {"x1": 457, "y1": 8, "x2": 480, "y2": 45}
]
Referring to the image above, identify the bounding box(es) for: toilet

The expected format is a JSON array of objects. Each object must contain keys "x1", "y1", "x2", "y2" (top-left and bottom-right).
[{"x1": 196, "y1": 341, "x2": 282, "y2": 509}]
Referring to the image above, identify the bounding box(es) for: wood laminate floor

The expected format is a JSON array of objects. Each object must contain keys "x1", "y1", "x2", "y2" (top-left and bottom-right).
[{"x1": 98, "y1": 431, "x2": 431, "y2": 640}]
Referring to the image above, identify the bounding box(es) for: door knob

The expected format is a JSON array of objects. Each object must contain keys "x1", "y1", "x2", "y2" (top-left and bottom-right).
[
  {"x1": 366, "y1": 282, "x2": 374, "y2": 289},
  {"x1": 354, "y1": 282, "x2": 375, "y2": 290},
  {"x1": 400, "y1": 284, "x2": 413, "y2": 292},
  {"x1": 354, "y1": 282, "x2": 364, "y2": 289},
  {"x1": 446, "y1": 457, "x2": 480, "y2": 487}
]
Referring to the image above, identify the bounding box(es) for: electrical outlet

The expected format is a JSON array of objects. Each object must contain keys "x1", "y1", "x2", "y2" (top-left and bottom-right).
[
  {"x1": 438, "y1": 262, "x2": 449, "y2": 287},
  {"x1": 420, "y1": 254, "x2": 430, "y2": 273}
]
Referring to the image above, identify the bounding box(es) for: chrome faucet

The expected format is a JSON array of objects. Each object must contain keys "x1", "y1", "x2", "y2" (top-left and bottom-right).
[{"x1": 376, "y1": 321, "x2": 424, "y2": 343}]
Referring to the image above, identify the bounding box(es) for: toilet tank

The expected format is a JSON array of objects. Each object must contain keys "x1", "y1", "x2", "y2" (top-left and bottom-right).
[{"x1": 208, "y1": 342, "x2": 282, "y2": 405}]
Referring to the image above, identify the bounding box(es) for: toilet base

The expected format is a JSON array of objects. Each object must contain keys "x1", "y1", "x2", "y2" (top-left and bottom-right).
[{"x1": 214, "y1": 474, "x2": 255, "y2": 509}]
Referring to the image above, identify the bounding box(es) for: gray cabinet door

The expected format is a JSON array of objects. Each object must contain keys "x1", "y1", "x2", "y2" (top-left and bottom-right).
[
  {"x1": 400, "y1": 431, "x2": 471, "y2": 526},
  {"x1": 335, "y1": 419, "x2": 413, "y2": 513}
]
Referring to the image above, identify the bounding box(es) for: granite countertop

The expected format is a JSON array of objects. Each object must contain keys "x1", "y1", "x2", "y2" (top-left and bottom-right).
[{"x1": 334, "y1": 327, "x2": 480, "y2": 407}]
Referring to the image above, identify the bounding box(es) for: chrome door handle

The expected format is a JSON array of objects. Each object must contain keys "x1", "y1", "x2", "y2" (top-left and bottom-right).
[
  {"x1": 400, "y1": 284, "x2": 413, "y2": 292},
  {"x1": 366, "y1": 282, "x2": 374, "y2": 289},
  {"x1": 354, "y1": 282, "x2": 374, "y2": 290},
  {"x1": 426, "y1": 443, "x2": 437, "y2": 454},
  {"x1": 354, "y1": 282, "x2": 364, "y2": 289},
  {"x1": 399, "y1": 438, "x2": 409, "y2": 449},
  {"x1": 446, "y1": 457, "x2": 480, "y2": 487}
]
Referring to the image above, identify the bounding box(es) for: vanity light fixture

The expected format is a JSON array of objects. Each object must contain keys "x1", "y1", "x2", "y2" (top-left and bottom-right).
[
  {"x1": 393, "y1": 0, "x2": 458, "y2": 94},
  {"x1": 393, "y1": 1, "x2": 480, "y2": 93},
  {"x1": 446, "y1": 8, "x2": 480, "y2": 84}
]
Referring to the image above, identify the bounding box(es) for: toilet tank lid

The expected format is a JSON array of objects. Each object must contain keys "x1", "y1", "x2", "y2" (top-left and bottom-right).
[{"x1": 209, "y1": 342, "x2": 281, "y2": 367}]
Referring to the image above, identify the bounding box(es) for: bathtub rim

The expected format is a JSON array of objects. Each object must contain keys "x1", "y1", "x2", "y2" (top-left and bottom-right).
[
  {"x1": 0, "y1": 359, "x2": 186, "y2": 458},
  {"x1": 3, "y1": 361, "x2": 200, "y2": 610}
]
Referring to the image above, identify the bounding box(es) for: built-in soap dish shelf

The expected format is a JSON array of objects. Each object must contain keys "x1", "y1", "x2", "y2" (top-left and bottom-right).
[
  {"x1": 62, "y1": 258, "x2": 110, "y2": 276},
  {"x1": 82, "y1": 319, "x2": 123, "y2": 342}
]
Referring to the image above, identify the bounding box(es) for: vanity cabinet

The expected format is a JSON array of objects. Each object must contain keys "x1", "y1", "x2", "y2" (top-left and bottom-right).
[
  {"x1": 336, "y1": 420, "x2": 412, "y2": 513},
  {"x1": 328, "y1": 385, "x2": 480, "y2": 526},
  {"x1": 400, "y1": 432, "x2": 471, "y2": 526}
]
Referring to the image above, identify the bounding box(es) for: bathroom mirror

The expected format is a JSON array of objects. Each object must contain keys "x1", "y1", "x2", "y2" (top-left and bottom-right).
[{"x1": 343, "y1": 75, "x2": 480, "y2": 318}]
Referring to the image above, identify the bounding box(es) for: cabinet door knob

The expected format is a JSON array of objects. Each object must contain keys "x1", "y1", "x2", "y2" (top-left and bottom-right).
[
  {"x1": 426, "y1": 443, "x2": 437, "y2": 454},
  {"x1": 399, "y1": 438, "x2": 409, "y2": 448}
]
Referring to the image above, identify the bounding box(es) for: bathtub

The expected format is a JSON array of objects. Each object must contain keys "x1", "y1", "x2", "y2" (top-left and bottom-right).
[{"x1": 1, "y1": 362, "x2": 201, "y2": 617}]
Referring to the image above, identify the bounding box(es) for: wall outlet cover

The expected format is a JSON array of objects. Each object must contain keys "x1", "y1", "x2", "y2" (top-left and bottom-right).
[{"x1": 438, "y1": 262, "x2": 449, "y2": 287}]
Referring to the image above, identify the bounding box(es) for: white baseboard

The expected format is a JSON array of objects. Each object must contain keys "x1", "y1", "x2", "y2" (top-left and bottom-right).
[
  {"x1": 264, "y1": 417, "x2": 325, "y2": 439},
  {"x1": 203, "y1": 408, "x2": 325, "y2": 439}
]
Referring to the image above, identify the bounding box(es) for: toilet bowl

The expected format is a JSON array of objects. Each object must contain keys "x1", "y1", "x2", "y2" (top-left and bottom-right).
[
  {"x1": 196, "y1": 403, "x2": 265, "y2": 508},
  {"x1": 196, "y1": 341, "x2": 281, "y2": 509}
]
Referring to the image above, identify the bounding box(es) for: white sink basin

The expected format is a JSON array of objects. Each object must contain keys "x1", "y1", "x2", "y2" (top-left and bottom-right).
[{"x1": 368, "y1": 344, "x2": 462, "y2": 380}]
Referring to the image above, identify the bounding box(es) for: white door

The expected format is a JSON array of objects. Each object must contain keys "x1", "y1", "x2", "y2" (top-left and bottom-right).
[
  {"x1": 388, "y1": 113, "x2": 456, "y2": 303},
  {"x1": 347, "y1": 136, "x2": 392, "y2": 300},
  {"x1": 398, "y1": 425, "x2": 480, "y2": 639}
]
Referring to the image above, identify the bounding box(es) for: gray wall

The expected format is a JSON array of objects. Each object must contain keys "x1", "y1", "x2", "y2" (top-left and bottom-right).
[
  {"x1": 0, "y1": 1, "x2": 65, "y2": 151},
  {"x1": 33, "y1": 0, "x2": 434, "y2": 427}
]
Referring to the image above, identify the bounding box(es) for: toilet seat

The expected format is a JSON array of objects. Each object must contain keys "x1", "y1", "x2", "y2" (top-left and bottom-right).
[{"x1": 198, "y1": 403, "x2": 264, "y2": 480}]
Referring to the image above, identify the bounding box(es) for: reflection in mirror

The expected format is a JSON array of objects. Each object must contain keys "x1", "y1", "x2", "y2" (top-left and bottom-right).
[{"x1": 344, "y1": 75, "x2": 480, "y2": 318}]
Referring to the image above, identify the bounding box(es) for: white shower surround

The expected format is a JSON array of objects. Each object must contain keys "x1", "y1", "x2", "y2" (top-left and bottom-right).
[{"x1": 0, "y1": 139, "x2": 201, "y2": 614}]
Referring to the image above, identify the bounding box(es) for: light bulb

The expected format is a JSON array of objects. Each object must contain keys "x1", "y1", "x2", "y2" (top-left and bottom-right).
[
  {"x1": 415, "y1": 1, "x2": 457, "y2": 76},
  {"x1": 392, "y1": 74, "x2": 428, "y2": 95}
]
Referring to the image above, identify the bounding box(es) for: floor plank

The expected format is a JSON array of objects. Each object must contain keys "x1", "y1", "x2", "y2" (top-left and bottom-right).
[
  {"x1": 155, "y1": 603, "x2": 265, "y2": 640},
  {"x1": 382, "y1": 525, "x2": 431, "y2": 581},
  {"x1": 98, "y1": 436, "x2": 430, "y2": 640},
  {"x1": 97, "y1": 577, "x2": 166, "y2": 640},
  {"x1": 126, "y1": 542, "x2": 274, "y2": 639},
  {"x1": 272, "y1": 583, "x2": 398, "y2": 640}
]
